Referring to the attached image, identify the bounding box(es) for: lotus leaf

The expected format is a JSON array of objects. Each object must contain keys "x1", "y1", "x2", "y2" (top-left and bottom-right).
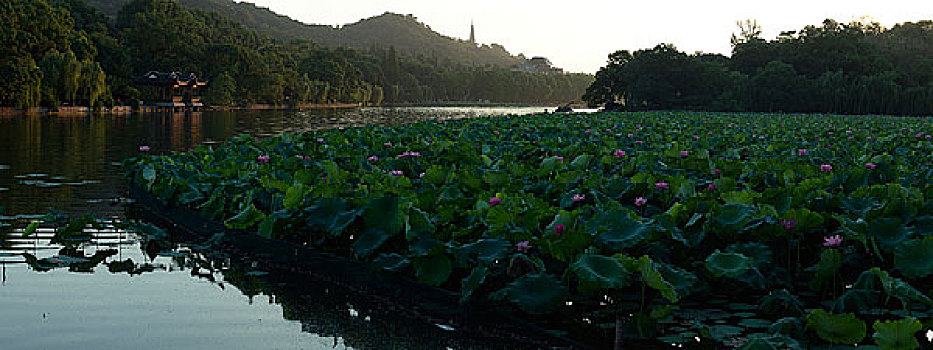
[
  {"x1": 805, "y1": 309, "x2": 866, "y2": 344},
  {"x1": 352, "y1": 228, "x2": 393, "y2": 257},
  {"x1": 363, "y1": 196, "x2": 409, "y2": 234},
  {"x1": 492, "y1": 273, "x2": 568, "y2": 315},
  {"x1": 893, "y1": 237, "x2": 933, "y2": 278},
  {"x1": 460, "y1": 266, "x2": 487, "y2": 303},
  {"x1": 871, "y1": 317, "x2": 922, "y2": 350},
  {"x1": 413, "y1": 254, "x2": 452, "y2": 286},
  {"x1": 568, "y1": 253, "x2": 631, "y2": 290},
  {"x1": 705, "y1": 250, "x2": 751, "y2": 278},
  {"x1": 454, "y1": 239, "x2": 510, "y2": 265},
  {"x1": 304, "y1": 197, "x2": 362, "y2": 236},
  {"x1": 587, "y1": 209, "x2": 649, "y2": 250},
  {"x1": 224, "y1": 203, "x2": 266, "y2": 229}
]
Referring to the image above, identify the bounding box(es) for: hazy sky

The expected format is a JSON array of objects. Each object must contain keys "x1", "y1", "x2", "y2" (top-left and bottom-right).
[{"x1": 238, "y1": 0, "x2": 931, "y2": 74}]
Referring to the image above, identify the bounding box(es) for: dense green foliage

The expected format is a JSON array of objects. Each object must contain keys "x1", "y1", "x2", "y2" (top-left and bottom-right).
[
  {"x1": 1, "y1": 0, "x2": 592, "y2": 108},
  {"x1": 584, "y1": 20, "x2": 933, "y2": 116},
  {"x1": 128, "y1": 111, "x2": 933, "y2": 347},
  {"x1": 87, "y1": 0, "x2": 523, "y2": 68},
  {"x1": 0, "y1": 0, "x2": 109, "y2": 108}
]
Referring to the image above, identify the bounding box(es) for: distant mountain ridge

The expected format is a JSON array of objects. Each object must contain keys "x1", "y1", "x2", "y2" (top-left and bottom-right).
[{"x1": 87, "y1": 0, "x2": 524, "y2": 68}]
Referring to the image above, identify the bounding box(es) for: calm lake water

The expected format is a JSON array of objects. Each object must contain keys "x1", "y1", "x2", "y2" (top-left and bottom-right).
[{"x1": 0, "y1": 107, "x2": 576, "y2": 350}]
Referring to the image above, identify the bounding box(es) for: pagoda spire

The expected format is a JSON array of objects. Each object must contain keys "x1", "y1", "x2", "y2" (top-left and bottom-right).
[{"x1": 469, "y1": 20, "x2": 475, "y2": 44}]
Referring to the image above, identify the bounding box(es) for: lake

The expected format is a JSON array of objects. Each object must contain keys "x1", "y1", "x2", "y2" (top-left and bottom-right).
[{"x1": 0, "y1": 107, "x2": 579, "y2": 350}]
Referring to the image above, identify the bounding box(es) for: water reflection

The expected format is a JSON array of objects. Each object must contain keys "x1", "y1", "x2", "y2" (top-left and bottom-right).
[
  {"x1": 0, "y1": 213, "x2": 570, "y2": 349},
  {"x1": 0, "y1": 107, "x2": 588, "y2": 350}
]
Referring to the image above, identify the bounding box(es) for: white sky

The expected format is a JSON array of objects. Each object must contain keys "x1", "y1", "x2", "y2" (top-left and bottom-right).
[{"x1": 238, "y1": 0, "x2": 932, "y2": 74}]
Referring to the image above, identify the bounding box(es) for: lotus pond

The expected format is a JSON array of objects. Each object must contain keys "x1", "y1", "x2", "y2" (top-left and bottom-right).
[
  {"x1": 126, "y1": 111, "x2": 933, "y2": 349},
  {"x1": 2, "y1": 107, "x2": 586, "y2": 350}
]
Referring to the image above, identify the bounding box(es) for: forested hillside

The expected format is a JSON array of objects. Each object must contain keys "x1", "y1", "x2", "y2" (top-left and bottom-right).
[
  {"x1": 85, "y1": 0, "x2": 523, "y2": 68},
  {"x1": 0, "y1": 0, "x2": 593, "y2": 109},
  {"x1": 584, "y1": 19, "x2": 933, "y2": 115}
]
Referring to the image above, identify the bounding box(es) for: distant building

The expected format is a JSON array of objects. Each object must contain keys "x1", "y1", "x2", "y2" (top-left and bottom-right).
[
  {"x1": 468, "y1": 20, "x2": 476, "y2": 45},
  {"x1": 511, "y1": 56, "x2": 565, "y2": 75},
  {"x1": 133, "y1": 71, "x2": 208, "y2": 112}
]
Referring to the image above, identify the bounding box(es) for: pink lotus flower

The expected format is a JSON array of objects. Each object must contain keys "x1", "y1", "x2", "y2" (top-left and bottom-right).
[
  {"x1": 680, "y1": 151, "x2": 689, "y2": 157},
  {"x1": 553, "y1": 224, "x2": 565, "y2": 236},
  {"x1": 493, "y1": 130, "x2": 500, "y2": 135},
  {"x1": 488, "y1": 197, "x2": 501, "y2": 206},
  {"x1": 389, "y1": 170, "x2": 404, "y2": 176},
  {"x1": 552, "y1": 155, "x2": 564, "y2": 162},
  {"x1": 627, "y1": 133, "x2": 634, "y2": 138},
  {"x1": 138, "y1": 145, "x2": 150, "y2": 152},
  {"x1": 605, "y1": 129, "x2": 611, "y2": 133},
  {"x1": 613, "y1": 149, "x2": 626, "y2": 158},
  {"x1": 820, "y1": 164, "x2": 833, "y2": 172},
  {"x1": 635, "y1": 140, "x2": 644, "y2": 144},
  {"x1": 316, "y1": 137, "x2": 324, "y2": 143},
  {"x1": 865, "y1": 163, "x2": 877, "y2": 170},
  {"x1": 823, "y1": 235, "x2": 843, "y2": 247},
  {"x1": 798, "y1": 149, "x2": 808, "y2": 156},
  {"x1": 866, "y1": 137, "x2": 872, "y2": 140},
  {"x1": 584, "y1": 129, "x2": 592, "y2": 135},
  {"x1": 780, "y1": 218, "x2": 796, "y2": 230},
  {"x1": 571, "y1": 194, "x2": 586, "y2": 203},
  {"x1": 384, "y1": 142, "x2": 393, "y2": 147},
  {"x1": 694, "y1": 136, "x2": 700, "y2": 140},
  {"x1": 714, "y1": 169, "x2": 722, "y2": 175},
  {"x1": 368, "y1": 155, "x2": 379, "y2": 162},
  {"x1": 257, "y1": 155, "x2": 270, "y2": 163},
  {"x1": 927, "y1": 135, "x2": 932, "y2": 140},
  {"x1": 708, "y1": 183, "x2": 717, "y2": 191},
  {"x1": 419, "y1": 172, "x2": 425, "y2": 179},
  {"x1": 516, "y1": 240, "x2": 531, "y2": 253},
  {"x1": 655, "y1": 182, "x2": 669, "y2": 190},
  {"x1": 634, "y1": 197, "x2": 647, "y2": 207}
]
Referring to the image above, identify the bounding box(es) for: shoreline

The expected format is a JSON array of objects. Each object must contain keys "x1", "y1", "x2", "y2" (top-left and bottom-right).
[{"x1": 0, "y1": 103, "x2": 364, "y2": 116}]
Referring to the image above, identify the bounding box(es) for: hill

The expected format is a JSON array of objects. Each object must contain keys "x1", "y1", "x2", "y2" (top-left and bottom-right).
[{"x1": 86, "y1": 0, "x2": 524, "y2": 68}]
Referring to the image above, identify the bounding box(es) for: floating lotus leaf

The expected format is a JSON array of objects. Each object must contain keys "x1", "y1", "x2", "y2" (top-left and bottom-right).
[
  {"x1": 705, "y1": 325, "x2": 744, "y2": 343},
  {"x1": 805, "y1": 309, "x2": 866, "y2": 344},
  {"x1": 872, "y1": 317, "x2": 922, "y2": 350},
  {"x1": 705, "y1": 250, "x2": 751, "y2": 278}
]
